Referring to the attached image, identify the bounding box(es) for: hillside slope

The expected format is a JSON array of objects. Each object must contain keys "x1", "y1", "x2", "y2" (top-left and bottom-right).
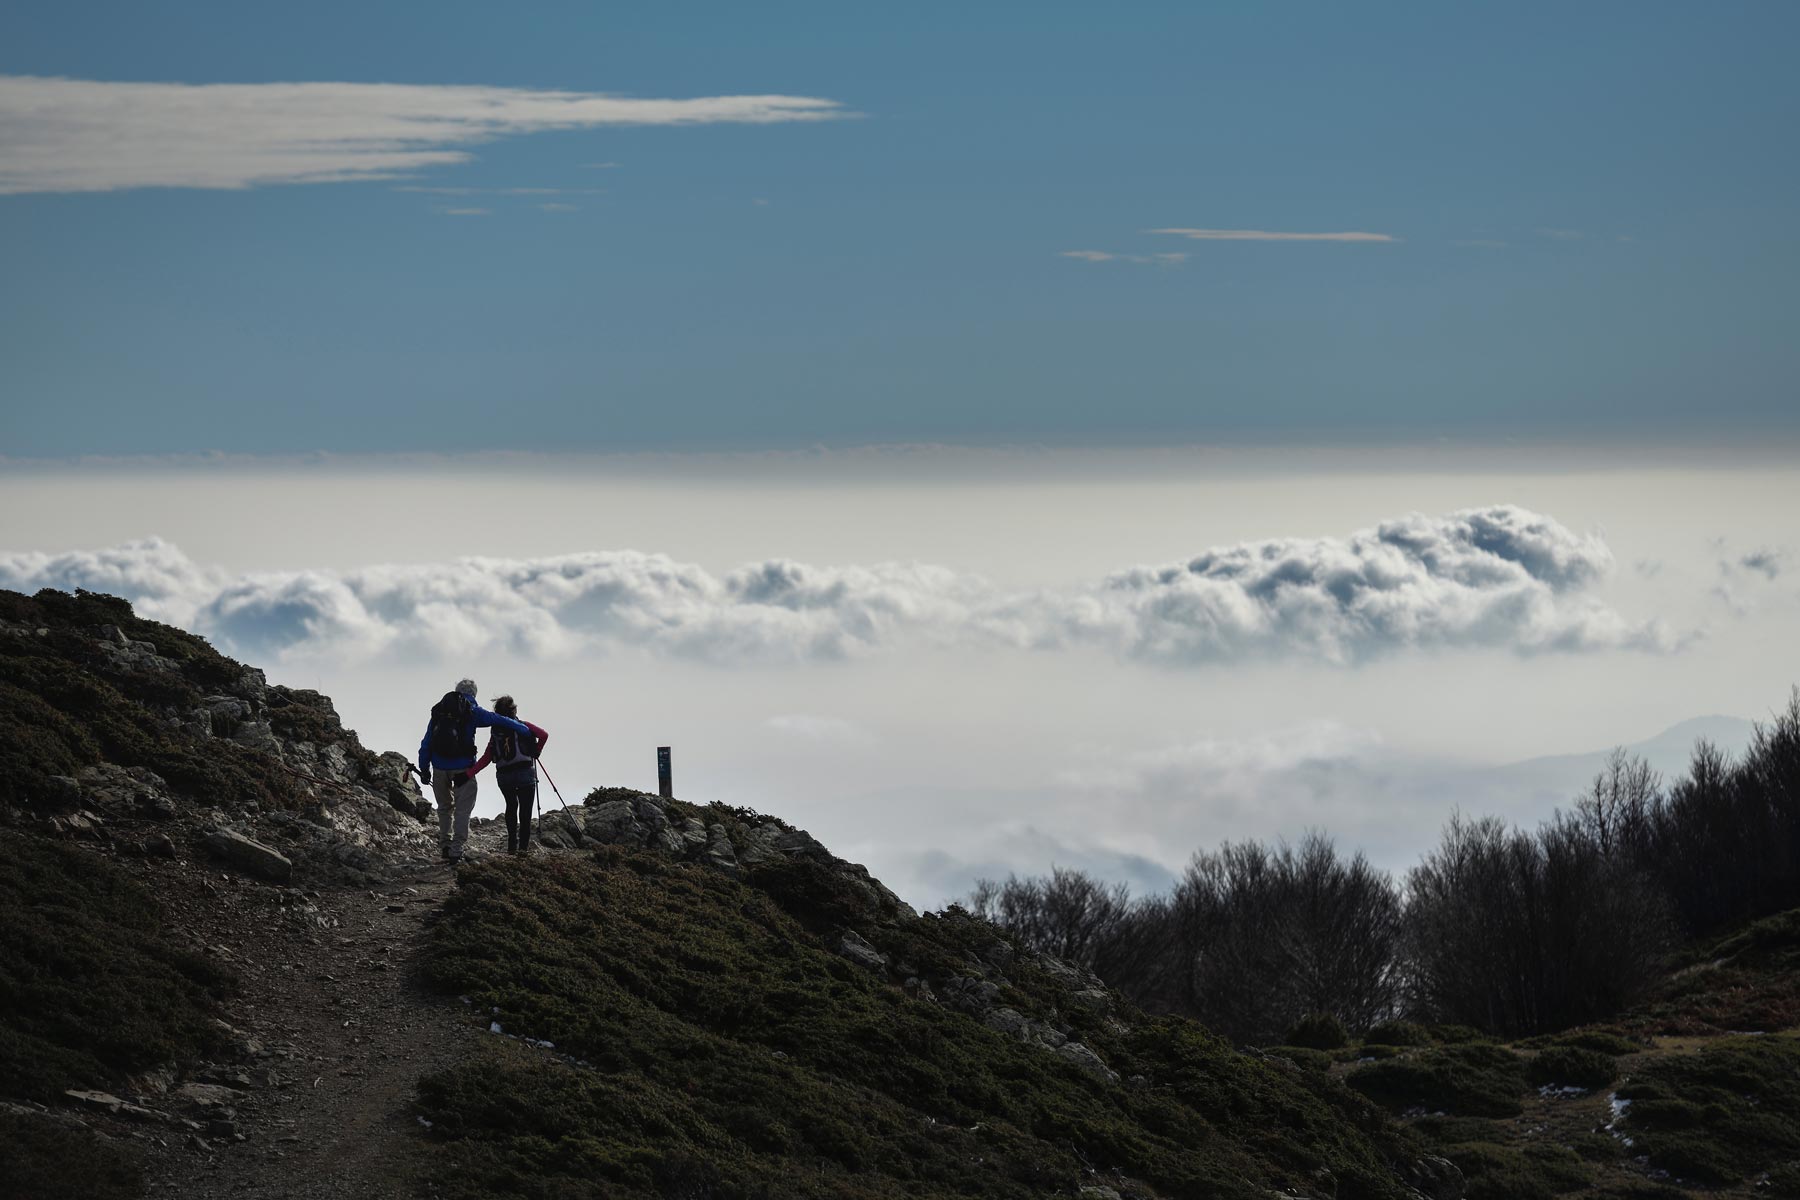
[{"x1": 0, "y1": 587, "x2": 1463, "y2": 1199}]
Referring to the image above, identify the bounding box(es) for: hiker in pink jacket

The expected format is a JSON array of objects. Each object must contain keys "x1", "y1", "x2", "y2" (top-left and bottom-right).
[{"x1": 470, "y1": 695, "x2": 550, "y2": 855}]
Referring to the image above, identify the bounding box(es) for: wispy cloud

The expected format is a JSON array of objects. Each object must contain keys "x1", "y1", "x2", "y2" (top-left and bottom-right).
[
  {"x1": 538, "y1": 202, "x2": 579, "y2": 213},
  {"x1": 1453, "y1": 238, "x2": 1508, "y2": 248},
  {"x1": 0, "y1": 507, "x2": 1681, "y2": 667},
  {"x1": 0, "y1": 75, "x2": 849, "y2": 195},
  {"x1": 1059, "y1": 250, "x2": 1187, "y2": 265},
  {"x1": 440, "y1": 207, "x2": 491, "y2": 217},
  {"x1": 1535, "y1": 227, "x2": 1585, "y2": 240},
  {"x1": 393, "y1": 185, "x2": 604, "y2": 196},
  {"x1": 1149, "y1": 227, "x2": 1398, "y2": 243}
]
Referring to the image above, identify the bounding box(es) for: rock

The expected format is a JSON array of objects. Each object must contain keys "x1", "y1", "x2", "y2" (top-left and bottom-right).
[
  {"x1": 978, "y1": 940, "x2": 1015, "y2": 970},
  {"x1": 202, "y1": 829, "x2": 293, "y2": 882},
  {"x1": 1054, "y1": 1041, "x2": 1120, "y2": 1084},
  {"x1": 982, "y1": 1008, "x2": 1031, "y2": 1039},
  {"x1": 65, "y1": 1089, "x2": 127, "y2": 1115},
  {"x1": 174, "y1": 1082, "x2": 246, "y2": 1111},
  {"x1": 837, "y1": 930, "x2": 887, "y2": 971},
  {"x1": 229, "y1": 720, "x2": 283, "y2": 757},
  {"x1": 187, "y1": 1134, "x2": 214, "y2": 1153},
  {"x1": 705, "y1": 824, "x2": 740, "y2": 876},
  {"x1": 1078, "y1": 1188, "x2": 1123, "y2": 1200},
  {"x1": 1406, "y1": 1156, "x2": 1466, "y2": 1200},
  {"x1": 533, "y1": 808, "x2": 588, "y2": 850},
  {"x1": 135, "y1": 792, "x2": 179, "y2": 820},
  {"x1": 62, "y1": 811, "x2": 105, "y2": 839},
  {"x1": 939, "y1": 976, "x2": 1001, "y2": 1014},
  {"x1": 903, "y1": 976, "x2": 937, "y2": 1003},
  {"x1": 1067, "y1": 987, "x2": 1111, "y2": 1014}
]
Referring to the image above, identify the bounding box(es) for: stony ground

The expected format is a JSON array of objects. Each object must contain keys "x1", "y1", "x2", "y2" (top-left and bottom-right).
[{"x1": 111, "y1": 819, "x2": 533, "y2": 1200}]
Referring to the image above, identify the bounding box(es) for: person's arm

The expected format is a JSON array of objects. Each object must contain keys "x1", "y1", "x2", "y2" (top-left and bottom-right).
[
  {"x1": 418, "y1": 721, "x2": 435, "y2": 776},
  {"x1": 471, "y1": 704, "x2": 531, "y2": 736},
  {"x1": 470, "y1": 731, "x2": 497, "y2": 777},
  {"x1": 523, "y1": 720, "x2": 549, "y2": 757}
]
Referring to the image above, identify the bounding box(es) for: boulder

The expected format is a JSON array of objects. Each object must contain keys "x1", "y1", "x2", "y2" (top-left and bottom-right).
[
  {"x1": 982, "y1": 1008, "x2": 1031, "y2": 1039},
  {"x1": 837, "y1": 930, "x2": 887, "y2": 971},
  {"x1": 1406, "y1": 1156, "x2": 1466, "y2": 1200},
  {"x1": 1067, "y1": 988, "x2": 1111, "y2": 1014},
  {"x1": 705, "y1": 824, "x2": 739, "y2": 876},
  {"x1": 1054, "y1": 1041, "x2": 1120, "y2": 1084},
  {"x1": 201, "y1": 828, "x2": 293, "y2": 883}
]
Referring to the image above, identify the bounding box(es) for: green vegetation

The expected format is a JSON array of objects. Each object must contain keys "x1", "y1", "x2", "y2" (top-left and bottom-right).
[
  {"x1": 1284, "y1": 1011, "x2": 1350, "y2": 1050},
  {"x1": 420, "y1": 848, "x2": 1425, "y2": 1199},
  {"x1": 1620, "y1": 1036, "x2": 1800, "y2": 1186},
  {"x1": 0, "y1": 1110, "x2": 143, "y2": 1200},
  {"x1": 1631, "y1": 906, "x2": 1800, "y2": 1036},
  {"x1": 1346, "y1": 1043, "x2": 1529, "y2": 1118},
  {"x1": 1362, "y1": 1021, "x2": 1431, "y2": 1047},
  {"x1": 0, "y1": 830, "x2": 231, "y2": 1100},
  {"x1": 1435, "y1": 1139, "x2": 1590, "y2": 1200},
  {"x1": 1525, "y1": 1046, "x2": 1618, "y2": 1090},
  {"x1": 0, "y1": 830, "x2": 231, "y2": 1200}
]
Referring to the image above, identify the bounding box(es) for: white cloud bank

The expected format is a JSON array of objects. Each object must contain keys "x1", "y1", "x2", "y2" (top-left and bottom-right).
[
  {"x1": 0, "y1": 506, "x2": 1675, "y2": 665},
  {"x1": 0, "y1": 76, "x2": 848, "y2": 195}
]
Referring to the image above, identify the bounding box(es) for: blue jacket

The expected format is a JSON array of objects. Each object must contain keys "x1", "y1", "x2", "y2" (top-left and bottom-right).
[{"x1": 420, "y1": 698, "x2": 530, "y2": 773}]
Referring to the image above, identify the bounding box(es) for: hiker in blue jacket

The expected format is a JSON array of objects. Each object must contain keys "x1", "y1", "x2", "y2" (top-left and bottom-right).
[{"x1": 418, "y1": 678, "x2": 531, "y2": 863}]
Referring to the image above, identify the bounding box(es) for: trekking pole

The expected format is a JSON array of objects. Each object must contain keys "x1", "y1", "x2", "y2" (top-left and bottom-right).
[{"x1": 537, "y1": 758, "x2": 570, "y2": 811}]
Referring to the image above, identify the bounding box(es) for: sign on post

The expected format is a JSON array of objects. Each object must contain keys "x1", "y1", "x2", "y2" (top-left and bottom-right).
[{"x1": 657, "y1": 746, "x2": 672, "y2": 798}]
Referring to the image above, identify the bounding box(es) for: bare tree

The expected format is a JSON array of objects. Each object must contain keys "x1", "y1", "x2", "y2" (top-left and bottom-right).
[{"x1": 1169, "y1": 833, "x2": 1402, "y2": 1043}]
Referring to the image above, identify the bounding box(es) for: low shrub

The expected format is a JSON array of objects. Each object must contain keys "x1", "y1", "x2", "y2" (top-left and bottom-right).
[
  {"x1": 1347, "y1": 1044, "x2": 1528, "y2": 1117},
  {"x1": 1263, "y1": 1045, "x2": 1333, "y2": 1073},
  {"x1": 0, "y1": 1110, "x2": 142, "y2": 1200},
  {"x1": 1525, "y1": 1046, "x2": 1618, "y2": 1090},
  {"x1": 1284, "y1": 1012, "x2": 1349, "y2": 1050},
  {"x1": 1363, "y1": 1021, "x2": 1431, "y2": 1047},
  {"x1": 1440, "y1": 1140, "x2": 1589, "y2": 1200},
  {"x1": 1620, "y1": 1035, "x2": 1800, "y2": 1186},
  {"x1": 0, "y1": 831, "x2": 231, "y2": 1101}
]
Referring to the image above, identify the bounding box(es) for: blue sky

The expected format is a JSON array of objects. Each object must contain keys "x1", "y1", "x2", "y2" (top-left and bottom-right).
[{"x1": 4, "y1": 1, "x2": 1796, "y2": 456}]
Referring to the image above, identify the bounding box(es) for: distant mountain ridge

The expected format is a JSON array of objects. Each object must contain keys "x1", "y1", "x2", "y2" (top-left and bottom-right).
[{"x1": 1490, "y1": 714, "x2": 1757, "y2": 807}]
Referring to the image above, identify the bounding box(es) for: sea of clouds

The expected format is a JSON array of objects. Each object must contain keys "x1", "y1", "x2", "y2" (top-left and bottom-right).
[{"x1": 0, "y1": 505, "x2": 1674, "y2": 667}]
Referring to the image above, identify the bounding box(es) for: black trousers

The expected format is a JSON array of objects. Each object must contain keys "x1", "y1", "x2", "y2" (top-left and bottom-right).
[{"x1": 497, "y1": 768, "x2": 537, "y2": 848}]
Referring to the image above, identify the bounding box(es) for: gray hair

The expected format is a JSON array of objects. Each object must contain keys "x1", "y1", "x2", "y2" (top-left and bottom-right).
[{"x1": 455, "y1": 679, "x2": 478, "y2": 699}]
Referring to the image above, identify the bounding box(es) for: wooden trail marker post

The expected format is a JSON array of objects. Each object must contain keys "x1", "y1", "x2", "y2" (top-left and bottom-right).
[{"x1": 657, "y1": 746, "x2": 672, "y2": 798}]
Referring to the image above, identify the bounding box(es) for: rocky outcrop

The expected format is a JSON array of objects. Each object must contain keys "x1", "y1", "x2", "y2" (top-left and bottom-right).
[
  {"x1": 534, "y1": 790, "x2": 916, "y2": 920},
  {"x1": 201, "y1": 828, "x2": 293, "y2": 883},
  {"x1": 7, "y1": 601, "x2": 438, "y2": 885},
  {"x1": 1404, "y1": 1155, "x2": 1467, "y2": 1200}
]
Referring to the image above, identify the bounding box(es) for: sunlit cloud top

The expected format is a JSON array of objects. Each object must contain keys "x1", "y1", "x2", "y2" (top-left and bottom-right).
[{"x1": 0, "y1": 506, "x2": 1680, "y2": 666}]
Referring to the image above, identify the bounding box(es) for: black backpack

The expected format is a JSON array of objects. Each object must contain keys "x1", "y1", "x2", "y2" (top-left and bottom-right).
[{"x1": 427, "y1": 692, "x2": 475, "y2": 760}]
